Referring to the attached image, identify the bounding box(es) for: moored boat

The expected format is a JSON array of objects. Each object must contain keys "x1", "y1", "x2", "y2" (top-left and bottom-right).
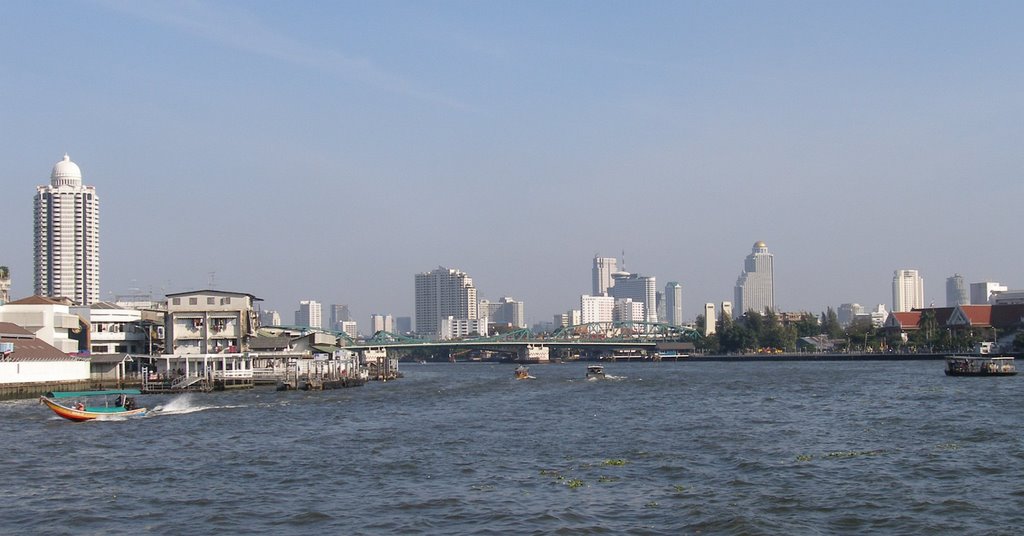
[
  {"x1": 40, "y1": 389, "x2": 148, "y2": 421},
  {"x1": 944, "y1": 355, "x2": 1017, "y2": 377}
]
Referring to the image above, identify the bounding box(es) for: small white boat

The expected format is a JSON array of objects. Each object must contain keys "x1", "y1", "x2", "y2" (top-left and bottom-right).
[{"x1": 586, "y1": 365, "x2": 606, "y2": 380}]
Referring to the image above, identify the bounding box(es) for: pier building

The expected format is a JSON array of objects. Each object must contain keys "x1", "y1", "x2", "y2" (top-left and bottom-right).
[{"x1": 34, "y1": 154, "x2": 100, "y2": 305}]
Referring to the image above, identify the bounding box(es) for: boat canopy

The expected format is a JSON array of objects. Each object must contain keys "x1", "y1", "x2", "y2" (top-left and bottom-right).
[{"x1": 45, "y1": 389, "x2": 142, "y2": 399}]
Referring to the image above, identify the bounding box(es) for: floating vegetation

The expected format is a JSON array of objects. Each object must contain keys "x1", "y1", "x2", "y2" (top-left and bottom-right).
[
  {"x1": 795, "y1": 454, "x2": 813, "y2": 462},
  {"x1": 602, "y1": 459, "x2": 627, "y2": 466},
  {"x1": 567, "y1": 479, "x2": 585, "y2": 489},
  {"x1": 644, "y1": 501, "x2": 660, "y2": 508},
  {"x1": 825, "y1": 449, "x2": 884, "y2": 459},
  {"x1": 673, "y1": 485, "x2": 686, "y2": 492},
  {"x1": 598, "y1": 475, "x2": 620, "y2": 483}
]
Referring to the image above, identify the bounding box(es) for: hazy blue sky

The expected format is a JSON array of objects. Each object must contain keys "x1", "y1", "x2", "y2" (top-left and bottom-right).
[{"x1": 2, "y1": 1, "x2": 1022, "y2": 326}]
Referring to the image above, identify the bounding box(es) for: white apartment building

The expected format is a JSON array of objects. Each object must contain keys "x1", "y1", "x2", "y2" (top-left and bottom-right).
[
  {"x1": 555, "y1": 309, "x2": 582, "y2": 328},
  {"x1": 260, "y1": 310, "x2": 281, "y2": 327},
  {"x1": 613, "y1": 298, "x2": 645, "y2": 322},
  {"x1": 703, "y1": 303, "x2": 717, "y2": 336},
  {"x1": 892, "y1": 269, "x2": 924, "y2": 312},
  {"x1": 370, "y1": 314, "x2": 394, "y2": 333},
  {"x1": 480, "y1": 297, "x2": 526, "y2": 328},
  {"x1": 734, "y1": 241, "x2": 774, "y2": 317},
  {"x1": 581, "y1": 295, "x2": 614, "y2": 324},
  {"x1": 970, "y1": 281, "x2": 1008, "y2": 304},
  {"x1": 720, "y1": 301, "x2": 733, "y2": 320},
  {"x1": 340, "y1": 321, "x2": 358, "y2": 339},
  {"x1": 295, "y1": 300, "x2": 322, "y2": 329},
  {"x1": 440, "y1": 316, "x2": 488, "y2": 340},
  {"x1": 415, "y1": 266, "x2": 478, "y2": 338},
  {"x1": 165, "y1": 290, "x2": 261, "y2": 355},
  {"x1": 34, "y1": 154, "x2": 100, "y2": 305},
  {"x1": 71, "y1": 301, "x2": 150, "y2": 355}
]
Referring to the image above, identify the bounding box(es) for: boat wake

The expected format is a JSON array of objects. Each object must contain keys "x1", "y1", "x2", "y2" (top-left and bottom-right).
[{"x1": 148, "y1": 394, "x2": 244, "y2": 416}]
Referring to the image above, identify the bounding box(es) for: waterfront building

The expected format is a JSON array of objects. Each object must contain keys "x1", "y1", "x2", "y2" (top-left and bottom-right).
[
  {"x1": 609, "y1": 272, "x2": 658, "y2": 323},
  {"x1": 892, "y1": 270, "x2": 924, "y2": 312},
  {"x1": 592, "y1": 256, "x2": 617, "y2": 296},
  {"x1": 295, "y1": 300, "x2": 322, "y2": 329},
  {"x1": 703, "y1": 303, "x2": 716, "y2": 336},
  {"x1": 414, "y1": 266, "x2": 478, "y2": 338},
  {"x1": 370, "y1": 314, "x2": 394, "y2": 334},
  {"x1": 329, "y1": 304, "x2": 352, "y2": 331},
  {"x1": 0, "y1": 266, "x2": 9, "y2": 305},
  {"x1": 340, "y1": 321, "x2": 358, "y2": 339},
  {"x1": 260, "y1": 309, "x2": 281, "y2": 327},
  {"x1": 837, "y1": 303, "x2": 864, "y2": 327},
  {"x1": 164, "y1": 290, "x2": 261, "y2": 355},
  {"x1": 734, "y1": 241, "x2": 774, "y2": 317},
  {"x1": 664, "y1": 282, "x2": 683, "y2": 326},
  {"x1": 946, "y1": 274, "x2": 969, "y2": 307},
  {"x1": 70, "y1": 301, "x2": 149, "y2": 355},
  {"x1": 440, "y1": 316, "x2": 488, "y2": 340},
  {"x1": 0, "y1": 295, "x2": 84, "y2": 353},
  {"x1": 0, "y1": 322, "x2": 89, "y2": 386},
  {"x1": 33, "y1": 154, "x2": 100, "y2": 305},
  {"x1": 613, "y1": 298, "x2": 645, "y2": 322},
  {"x1": 580, "y1": 295, "x2": 614, "y2": 324},
  {"x1": 395, "y1": 316, "x2": 412, "y2": 335},
  {"x1": 970, "y1": 281, "x2": 1007, "y2": 304}
]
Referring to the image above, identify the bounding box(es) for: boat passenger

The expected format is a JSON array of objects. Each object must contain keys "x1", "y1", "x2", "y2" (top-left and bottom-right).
[{"x1": 75, "y1": 402, "x2": 85, "y2": 411}]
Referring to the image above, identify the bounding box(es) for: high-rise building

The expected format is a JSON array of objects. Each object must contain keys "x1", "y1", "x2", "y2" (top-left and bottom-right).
[
  {"x1": 837, "y1": 303, "x2": 864, "y2": 327},
  {"x1": 734, "y1": 241, "x2": 774, "y2": 317},
  {"x1": 0, "y1": 265, "x2": 10, "y2": 305},
  {"x1": 329, "y1": 304, "x2": 351, "y2": 331},
  {"x1": 395, "y1": 316, "x2": 412, "y2": 334},
  {"x1": 609, "y1": 272, "x2": 658, "y2": 323},
  {"x1": 970, "y1": 281, "x2": 1007, "y2": 304},
  {"x1": 592, "y1": 256, "x2": 617, "y2": 296},
  {"x1": 703, "y1": 303, "x2": 716, "y2": 336},
  {"x1": 414, "y1": 266, "x2": 478, "y2": 338},
  {"x1": 340, "y1": 320, "x2": 358, "y2": 339},
  {"x1": 370, "y1": 314, "x2": 394, "y2": 333},
  {"x1": 613, "y1": 298, "x2": 645, "y2": 322},
  {"x1": 946, "y1": 274, "x2": 969, "y2": 307},
  {"x1": 260, "y1": 309, "x2": 281, "y2": 327},
  {"x1": 295, "y1": 300, "x2": 322, "y2": 329},
  {"x1": 480, "y1": 297, "x2": 526, "y2": 328},
  {"x1": 892, "y1": 269, "x2": 924, "y2": 312},
  {"x1": 34, "y1": 154, "x2": 100, "y2": 305},
  {"x1": 580, "y1": 294, "x2": 614, "y2": 324},
  {"x1": 664, "y1": 282, "x2": 683, "y2": 325}
]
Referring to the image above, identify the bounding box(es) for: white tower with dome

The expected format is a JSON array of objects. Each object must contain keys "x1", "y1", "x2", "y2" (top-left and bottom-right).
[
  {"x1": 33, "y1": 154, "x2": 100, "y2": 305},
  {"x1": 734, "y1": 241, "x2": 775, "y2": 317}
]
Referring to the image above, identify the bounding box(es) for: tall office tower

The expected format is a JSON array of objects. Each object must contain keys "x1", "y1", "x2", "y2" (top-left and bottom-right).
[
  {"x1": 734, "y1": 241, "x2": 774, "y2": 317},
  {"x1": 837, "y1": 303, "x2": 864, "y2": 327},
  {"x1": 720, "y1": 301, "x2": 733, "y2": 320},
  {"x1": 613, "y1": 298, "x2": 645, "y2": 322},
  {"x1": 370, "y1": 314, "x2": 394, "y2": 333},
  {"x1": 609, "y1": 272, "x2": 658, "y2": 323},
  {"x1": 329, "y1": 304, "x2": 352, "y2": 330},
  {"x1": 580, "y1": 294, "x2": 614, "y2": 323},
  {"x1": 592, "y1": 256, "x2": 617, "y2": 296},
  {"x1": 664, "y1": 282, "x2": 683, "y2": 325},
  {"x1": 0, "y1": 265, "x2": 10, "y2": 305},
  {"x1": 414, "y1": 266, "x2": 478, "y2": 337},
  {"x1": 970, "y1": 281, "x2": 1007, "y2": 304},
  {"x1": 295, "y1": 300, "x2": 322, "y2": 328},
  {"x1": 946, "y1": 274, "x2": 969, "y2": 307},
  {"x1": 703, "y1": 303, "x2": 717, "y2": 336},
  {"x1": 892, "y1": 269, "x2": 924, "y2": 312},
  {"x1": 260, "y1": 309, "x2": 281, "y2": 327},
  {"x1": 395, "y1": 316, "x2": 412, "y2": 334},
  {"x1": 34, "y1": 154, "x2": 100, "y2": 305}
]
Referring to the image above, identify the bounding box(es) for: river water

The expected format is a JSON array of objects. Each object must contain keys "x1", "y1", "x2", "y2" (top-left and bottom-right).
[{"x1": 2, "y1": 360, "x2": 1021, "y2": 534}]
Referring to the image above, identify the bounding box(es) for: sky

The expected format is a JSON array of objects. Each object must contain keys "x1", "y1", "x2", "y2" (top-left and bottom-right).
[{"x1": 1, "y1": 1, "x2": 1022, "y2": 327}]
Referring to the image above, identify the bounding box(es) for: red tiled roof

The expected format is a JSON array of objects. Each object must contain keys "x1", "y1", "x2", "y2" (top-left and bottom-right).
[
  {"x1": 0, "y1": 334, "x2": 71, "y2": 361},
  {"x1": 887, "y1": 312, "x2": 921, "y2": 329},
  {"x1": 958, "y1": 305, "x2": 993, "y2": 326},
  {"x1": 0, "y1": 322, "x2": 34, "y2": 338},
  {"x1": 6, "y1": 295, "x2": 66, "y2": 306}
]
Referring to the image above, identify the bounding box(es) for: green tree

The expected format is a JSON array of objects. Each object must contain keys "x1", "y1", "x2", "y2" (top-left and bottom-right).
[
  {"x1": 794, "y1": 313, "x2": 820, "y2": 337},
  {"x1": 821, "y1": 307, "x2": 843, "y2": 339}
]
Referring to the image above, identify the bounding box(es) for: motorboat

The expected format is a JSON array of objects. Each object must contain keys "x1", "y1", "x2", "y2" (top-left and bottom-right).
[
  {"x1": 586, "y1": 365, "x2": 606, "y2": 380},
  {"x1": 40, "y1": 389, "x2": 148, "y2": 421},
  {"x1": 514, "y1": 365, "x2": 535, "y2": 380},
  {"x1": 945, "y1": 355, "x2": 1016, "y2": 376}
]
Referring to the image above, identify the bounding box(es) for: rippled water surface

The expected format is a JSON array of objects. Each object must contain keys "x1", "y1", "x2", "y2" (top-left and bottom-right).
[{"x1": 3, "y1": 360, "x2": 1022, "y2": 534}]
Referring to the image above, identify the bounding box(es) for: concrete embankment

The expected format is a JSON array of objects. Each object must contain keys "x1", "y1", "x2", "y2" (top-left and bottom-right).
[{"x1": 687, "y1": 352, "x2": 953, "y2": 362}]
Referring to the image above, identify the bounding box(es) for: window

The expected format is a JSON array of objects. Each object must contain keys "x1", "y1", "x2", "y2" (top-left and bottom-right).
[
  {"x1": 207, "y1": 297, "x2": 215, "y2": 305},
  {"x1": 189, "y1": 298, "x2": 198, "y2": 305},
  {"x1": 172, "y1": 298, "x2": 180, "y2": 305}
]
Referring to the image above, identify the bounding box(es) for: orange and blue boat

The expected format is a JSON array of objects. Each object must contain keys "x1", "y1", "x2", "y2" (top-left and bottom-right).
[{"x1": 40, "y1": 389, "x2": 148, "y2": 421}]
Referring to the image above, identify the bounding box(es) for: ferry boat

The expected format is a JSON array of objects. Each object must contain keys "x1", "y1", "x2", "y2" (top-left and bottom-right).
[
  {"x1": 945, "y1": 342, "x2": 1017, "y2": 377},
  {"x1": 40, "y1": 390, "x2": 148, "y2": 422},
  {"x1": 586, "y1": 365, "x2": 606, "y2": 380}
]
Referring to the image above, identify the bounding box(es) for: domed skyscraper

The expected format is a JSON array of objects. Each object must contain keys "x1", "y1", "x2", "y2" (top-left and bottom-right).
[
  {"x1": 734, "y1": 241, "x2": 774, "y2": 317},
  {"x1": 33, "y1": 154, "x2": 100, "y2": 305}
]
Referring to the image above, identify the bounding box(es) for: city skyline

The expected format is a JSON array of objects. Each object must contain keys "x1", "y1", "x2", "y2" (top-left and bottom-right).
[{"x1": 1, "y1": 2, "x2": 1022, "y2": 323}]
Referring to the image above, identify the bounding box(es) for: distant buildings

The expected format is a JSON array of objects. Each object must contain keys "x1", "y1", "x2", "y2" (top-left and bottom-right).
[
  {"x1": 34, "y1": 154, "x2": 100, "y2": 305},
  {"x1": 370, "y1": 314, "x2": 394, "y2": 334},
  {"x1": 664, "y1": 282, "x2": 683, "y2": 326},
  {"x1": 395, "y1": 316, "x2": 412, "y2": 335},
  {"x1": 892, "y1": 269, "x2": 924, "y2": 312},
  {"x1": 946, "y1": 274, "x2": 968, "y2": 307},
  {"x1": 260, "y1": 309, "x2": 281, "y2": 327},
  {"x1": 339, "y1": 320, "x2": 358, "y2": 339},
  {"x1": 592, "y1": 256, "x2": 617, "y2": 296},
  {"x1": 703, "y1": 303, "x2": 716, "y2": 336},
  {"x1": 440, "y1": 316, "x2": 488, "y2": 340},
  {"x1": 837, "y1": 303, "x2": 864, "y2": 327},
  {"x1": 613, "y1": 298, "x2": 645, "y2": 322},
  {"x1": 970, "y1": 281, "x2": 1007, "y2": 304},
  {"x1": 414, "y1": 266, "x2": 478, "y2": 338},
  {"x1": 71, "y1": 301, "x2": 150, "y2": 355},
  {"x1": 479, "y1": 297, "x2": 526, "y2": 328},
  {"x1": 329, "y1": 304, "x2": 351, "y2": 331},
  {"x1": 295, "y1": 300, "x2": 322, "y2": 329},
  {"x1": 0, "y1": 266, "x2": 9, "y2": 305},
  {"x1": 580, "y1": 294, "x2": 614, "y2": 324},
  {"x1": 734, "y1": 241, "x2": 774, "y2": 317},
  {"x1": 609, "y1": 272, "x2": 658, "y2": 323}
]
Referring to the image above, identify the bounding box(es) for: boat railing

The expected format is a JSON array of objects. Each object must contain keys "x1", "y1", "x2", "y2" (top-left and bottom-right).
[{"x1": 212, "y1": 369, "x2": 254, "y2": 380}]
